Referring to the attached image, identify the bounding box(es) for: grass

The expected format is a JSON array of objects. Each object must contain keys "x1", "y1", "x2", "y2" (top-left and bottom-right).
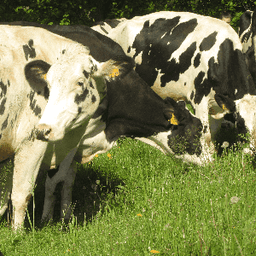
[{"x1": 0, "y1": 138, "x2": 256, "y2": 255}]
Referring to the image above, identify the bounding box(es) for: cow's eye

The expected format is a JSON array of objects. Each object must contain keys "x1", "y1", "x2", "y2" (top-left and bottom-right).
[{"x1": 77, "y1": 81, "x2": 84, "y2": 86}]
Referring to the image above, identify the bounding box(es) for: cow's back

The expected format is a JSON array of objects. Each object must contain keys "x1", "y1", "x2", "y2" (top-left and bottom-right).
[{"x1": 107, "y1": 11, "x2": 251, "y2": 104}]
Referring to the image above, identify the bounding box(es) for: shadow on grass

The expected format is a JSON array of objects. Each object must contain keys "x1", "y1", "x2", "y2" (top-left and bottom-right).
[{"x1": 11, "y1": 163, "x2": 124, "y2": 230}]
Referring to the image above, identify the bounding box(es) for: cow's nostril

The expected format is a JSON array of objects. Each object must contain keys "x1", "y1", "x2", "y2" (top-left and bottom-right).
[{"x1": 45, "y1": 128, "x2": 51, "y2": 136}]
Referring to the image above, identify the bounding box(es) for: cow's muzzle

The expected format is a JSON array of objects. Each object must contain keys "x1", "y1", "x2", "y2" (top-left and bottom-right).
[{"x1": 35, "y1": 124, "x2": 52, "y2": 141}]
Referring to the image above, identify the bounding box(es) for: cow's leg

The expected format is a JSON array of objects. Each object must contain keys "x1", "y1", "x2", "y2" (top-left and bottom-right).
[
  {"x1": 42, "y1": 148, "x2": 78, "y2": 222},
  {"x1": 41, "y1": 170, "x2": 58, "y2": 222},
  {"x1": 209, "y1": 115, "x2": 225, "y2": 142},
  {"x1": 11, "y1": 140, "x2": 47, "y2": 230},
  {"x1": 194, "y1": 99, "x2": 215, "y2": 158},
  {"x1": 60, "y1": 161, "x2": 77, "y2": 220},
  {"x1": 0, "y1": 160, "x2": 13, "y2": 216}
]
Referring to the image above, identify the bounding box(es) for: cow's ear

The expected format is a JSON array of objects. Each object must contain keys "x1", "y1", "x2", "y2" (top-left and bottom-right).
[
  {"x1": 25, "y1": 60, "x2": 51, "y2": 99},
  {"x1": 215, "y1": 94, "x2": 236, "y2": 113},
  {"x1": 163, "y1": 98, "x2": 179, "y2": 125},
  {"x1": 94, "y1": 57, "x2": 135, "y2": 80}
]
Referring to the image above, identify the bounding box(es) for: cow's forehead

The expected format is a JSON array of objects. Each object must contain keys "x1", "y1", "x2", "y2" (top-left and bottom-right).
[{"x1": 47, "y1": 51, "x2": 96, "y2": 84}]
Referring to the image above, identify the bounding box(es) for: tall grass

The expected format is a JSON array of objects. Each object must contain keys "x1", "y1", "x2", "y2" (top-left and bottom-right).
[{"x1": 0, "y1": 138, "x2": 256, "y2": 255}]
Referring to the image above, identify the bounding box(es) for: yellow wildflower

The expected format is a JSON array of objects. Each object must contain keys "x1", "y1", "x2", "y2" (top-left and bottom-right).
[
  {"x1": 150, "y1": 250, "x2": 160, "y2": 253},
  {"x1": 107, "y1": 153, "x2": 112, "y2": 159},
  {"x1": 95, "y1": 154, "x2": 99, "y2": 157},
  {"x1": 137, "y1": 213, "x2": 142, "y2": 217}
]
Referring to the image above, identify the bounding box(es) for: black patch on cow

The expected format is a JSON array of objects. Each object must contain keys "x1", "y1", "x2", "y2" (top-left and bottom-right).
[
  {"x1": 23, "y1": 39, "x2": 36, "y2": 61},
  {"x1": 47, "y1": 168, "x2": 59, "y2": 179},
  {"x1": 194, "y1": 71, "x2": 208, "y2": 104},
  {"x1": 0, "y1": 80, "x2": 8, "y2": 116},
  {"x1": 203, "y1": 125, "x2": 208, "y2": 134},
  {"x1": 28, "y1": 91, "x2": 42, "y2": 117},
  {"x1": 0, "y1": 80, "x2": 7, "y2": 97},
  {"x1": 91, "y1": 94, "x2": 96, "y2": 103},
  {"x1": 105, "y1": 19, "x2": 123, "y2": 28},
  {"x1": 199, "y1": 32, "x2": 217, "y2": 51},
  {"x1": 190, "y1": 91, "x2": 194, "y2": 100},
  {"x1": 74, "y1": 88, "x2": 89, "y2": 104},
  {"x1": 194, "y1": 53, "x2": 201, "y2": 68},
  {"x1": 0, "y1": 98, "x2": 7, "y2": 115},
  {"x1": 1, "y1": 114, "x2": 9, "y2": 131},
  {"x1": 131, "y1": 17, "x2": 198, "y2": 87},
  {"x1": 0, "y1": 133, "x2": 2, "y2": 140},
  {"x1": 62, "y1": 49, "x2": 66, "y2": 54},
  {"x1": 93, "y1": 18, "x2": 122, "y2": 31},
  {"x1": 194, "y1": 38, "x2": 256, "y2": 105},
  {"x1": 83, "y1": 70, "x2": 90, "y2": 79},
  {"x1": 44, "y1": 86, "x2": 49, "y2": 100},
  {"x1": 87, "y1": 80, "x2": 95, "y2": 89}
]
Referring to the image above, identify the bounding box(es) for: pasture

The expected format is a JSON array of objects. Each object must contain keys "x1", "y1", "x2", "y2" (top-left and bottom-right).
[{"x1": 0, "y1": 137, "x2": 256, "y2": 255}]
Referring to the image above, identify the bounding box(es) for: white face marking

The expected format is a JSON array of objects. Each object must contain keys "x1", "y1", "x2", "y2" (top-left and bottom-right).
[{"x1": 37, "y1": 47, "x2": 104, "y2": 141}]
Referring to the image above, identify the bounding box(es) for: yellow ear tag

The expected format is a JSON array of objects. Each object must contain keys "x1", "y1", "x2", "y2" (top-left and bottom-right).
[
  {"x1": 169, "y1": 114, "x2": 179, "y2": 125},
  {"x1": 222, "y1": 104, "x2": 228, "y2": 111},
  {"x1": 109, "y1": 68, "x2": 120, "y2": 78}
]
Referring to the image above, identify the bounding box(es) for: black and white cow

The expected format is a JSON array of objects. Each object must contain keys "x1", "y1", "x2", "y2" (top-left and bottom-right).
[
  {"x1": 92, "y1": 11, "x2": 256, "y2": 154},
  {"x1": 0, "y1": 24, "x2": 206, "y2": 227},
  {"x1": 0, "y1": 25, "x2": 125, "y2": 229}
]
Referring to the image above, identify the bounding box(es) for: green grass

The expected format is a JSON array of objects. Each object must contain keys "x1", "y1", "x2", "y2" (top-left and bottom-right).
[{"x1": 0, "y1": 138, "x2": 256, "y2": 255}]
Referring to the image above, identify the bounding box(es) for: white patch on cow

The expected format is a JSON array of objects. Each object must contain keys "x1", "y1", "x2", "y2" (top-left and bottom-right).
[
  {"x1": 134, "y1": 51, "x2": 143, "y2": 65},
  {"x1": 161, "y1": 32, "x2": 167, "y2": 39},
  {"x1": 235, "y1": 94, "x2": 256, "y2": 149}
]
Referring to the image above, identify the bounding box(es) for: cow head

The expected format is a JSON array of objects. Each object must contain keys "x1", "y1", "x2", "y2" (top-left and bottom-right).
[
  {"x1": 25, "y1": 45, "x2": 134, "y2": 141},
  {"x1": 138, "y1": 98, "x2": 211, "y2": 165},
  {"x1": 215, "y1": 93, "x2": 256, "y2": 151},
  {"x1": 166, "y1": 100, "x2": 203, "y2": 156}
]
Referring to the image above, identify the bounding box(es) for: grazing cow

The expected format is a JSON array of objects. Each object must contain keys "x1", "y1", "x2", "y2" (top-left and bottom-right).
[
  {"x1": 92, "y1": 11, "x2": 256, "y2": 154},
  {"x1": 0, "y1": 23, "x2": 207, "y2": 226},
  {"x1": 0, "y1": 25, "x2": 142, "y2": 229}
]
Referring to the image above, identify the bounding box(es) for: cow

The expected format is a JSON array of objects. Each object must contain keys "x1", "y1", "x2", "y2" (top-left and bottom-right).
[
  {"x1": 91, "y1": 11, "x2": 256, "y2": 154},
  {"x1": 0, "y1": 23, "x2": 208, "y2": 228},
  {"x1": 0, "y1": 24, "x2": 152, "y2": 229}
]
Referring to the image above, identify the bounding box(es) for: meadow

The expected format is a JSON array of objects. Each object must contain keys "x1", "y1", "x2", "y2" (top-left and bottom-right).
[{"x1": 0, "y1": 137, "x2": 256, "y2": 255}]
